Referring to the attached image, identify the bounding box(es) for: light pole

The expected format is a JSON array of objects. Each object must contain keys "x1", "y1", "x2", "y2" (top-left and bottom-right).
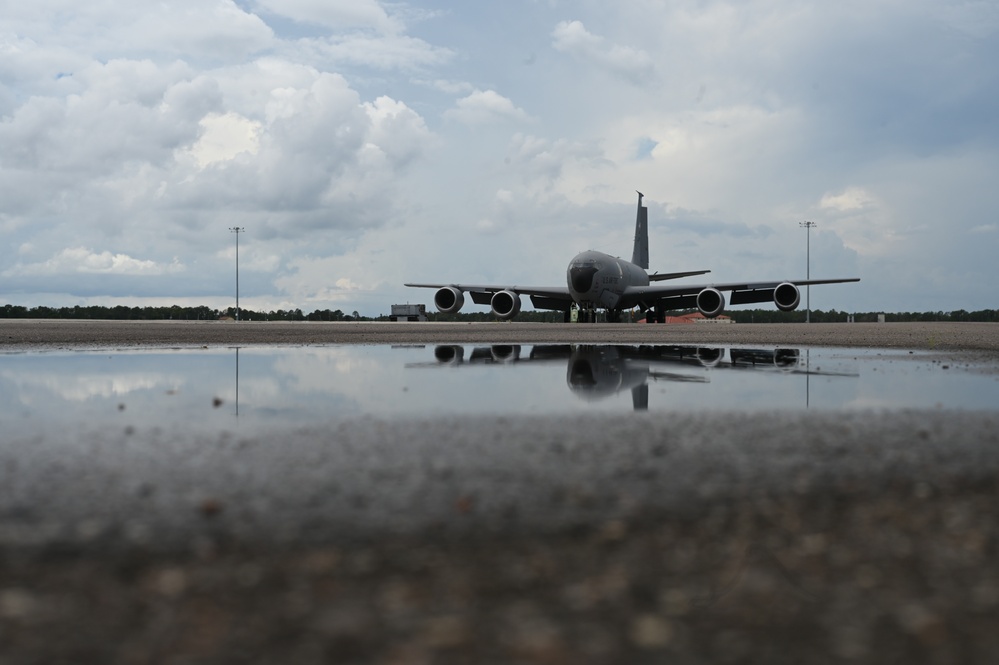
[
  {"x1": 229, "y1": 227, "x2": 245, "y2": 321},
  {"x1": 800, "y1": 221, "x2": 816, "y2": 323}
]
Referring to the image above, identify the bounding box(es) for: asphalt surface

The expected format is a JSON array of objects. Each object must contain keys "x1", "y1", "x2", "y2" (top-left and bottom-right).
[
  {"x1": 2, "y1": 320, "x2": 999, "y2": 664},
  {"x1": 4, "y1": 319, "x2": 999, "y2": 353}
]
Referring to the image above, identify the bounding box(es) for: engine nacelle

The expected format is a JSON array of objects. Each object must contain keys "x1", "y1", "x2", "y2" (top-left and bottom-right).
[
  {"x1": 774, "y1": 348, "x2": 800, "y2": 368},
  {"x1": 433, "y1": 345, "x2": 464, "y2": 365},
  {"x1": 434, "y1": 286, "x2": 465, "y2": 314},
  {"x1": 774, "y1": 282, "x2": 801, "y2": 312},
  {"x1": 490, "y1": 290, "x2": 521, "y2": 320},
  {"x1": 696, "y1": 288, "x2": 726, "y2": 318},
  {"x1": 695, "y1": 347, "x2": 724, "y2": 367},
  {"x1": 490, "y1": 344, "x2": 522, "y2": 362}
]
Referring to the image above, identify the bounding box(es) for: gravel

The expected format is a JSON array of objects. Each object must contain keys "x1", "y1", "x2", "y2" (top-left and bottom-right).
[
  {"x1": 2, "y1": 319, "x2": 999, "y2": 353},
  {"x1": 2, "y1": 320, "x2": 999, "y2": 664}
]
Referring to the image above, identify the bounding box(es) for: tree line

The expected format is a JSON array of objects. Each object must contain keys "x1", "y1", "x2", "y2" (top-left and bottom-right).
[
  {"x1": 2, "y1": 303, "x2": 997, "y2": 323},
  {"x1": 1, "y1": 304, "x2": 368, "y2": 321},
  {"x1": 723, "y1": 308, "x2": 999, "y2": 323}
]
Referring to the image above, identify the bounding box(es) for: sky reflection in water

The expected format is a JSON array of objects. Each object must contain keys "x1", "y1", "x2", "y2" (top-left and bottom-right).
[{"x1": 1, "y1": 345, "x2": 995, "y2": 437}]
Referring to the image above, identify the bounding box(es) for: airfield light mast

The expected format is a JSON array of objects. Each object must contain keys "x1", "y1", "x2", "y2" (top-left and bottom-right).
[
  {"x1": 229, "y1": 226, "x2": 245, "y2": 321},
  {"x1": 800, "y1": 221, "x2": 817, "y2": 323}
]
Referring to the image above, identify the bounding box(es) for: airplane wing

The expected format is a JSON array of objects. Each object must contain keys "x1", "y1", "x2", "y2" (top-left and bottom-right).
[
  {"x1": 647, "y1": 270, "x2": 711, "y2": 282},
  {"x1": 404, "y1": 283, "x2": 569, "y2": 297},
  {"x1": 623, "y1": 277, "x2": 860, "y2": 310},
  {"x1": 404, "y1": 283, "x2": 572, "y2": 309},
  {"x1": 634, "y1": 277, "x2": 860, "y2": 297}
]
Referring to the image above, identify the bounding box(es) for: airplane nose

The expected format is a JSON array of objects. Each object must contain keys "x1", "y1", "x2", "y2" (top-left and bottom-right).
[{"x1": 569, "y1": 265, "x2": 598, "y2": 293}]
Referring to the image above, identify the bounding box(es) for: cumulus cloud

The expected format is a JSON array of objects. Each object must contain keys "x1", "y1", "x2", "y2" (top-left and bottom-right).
[
  {"x1": 187, "y1": 112, "x2": 262, "y2": 168},
  {"x1": 445, "y1": 90, "x2": 531, "y2": 124},
  {"x1": 158, "y1": 70, "x2": 430, "y2": 235},
  {"x1": 551, "y1": 20, "x2": 655, "y2": 83},
  {"x1": 4, "y1": 248, "x2": 183, "y2": 277},
  {"x1": 815, "y1": 187, "x2": 897, "y2": 258},
  {"x1": 127, "y1": 2, "x2": 275, "y2": 61},
  {"x1": 820, "y1": 187, "x2": 877, "y2": 212},
  {"x1": 364, "y1": 96, "x2": 432, "y2": 167},
  {"x1": 253, "y1": 0, "x2": 400, "y2": 33},
  {"x1": 505, "y1": 134, "x2": 607, "y2": 193},
  {"x1": 414, "y1": 79, "x2": 475, "y2": 95},
  {"x1": 0, "y1": 40, "x2": 433, "y2": 304},
  {"x1": 274, "y1": 254, "x2": 383, "y2": 308},
  {"x1": 293, "y1": 33, "x2": 453, "y2": 71},
  {"x1": 2, "y1": 2, "x2": 273, "y2": 66}
]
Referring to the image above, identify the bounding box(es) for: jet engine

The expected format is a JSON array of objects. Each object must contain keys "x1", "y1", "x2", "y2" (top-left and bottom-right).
[
  {"x1": 490, "y1": 344, "x2": 522, "y2": 362},
  {"x1": 490, "y1": 290, "x2": 521, "y2": 320},
  {"x1": 773, "y1": 282, "x2": 801, "y2": 312},
  {"x1": 774, "y1": 348, "x2": 800, "y2": 368},
  {"x1": 434, "y1": 286, "x2": 464, "y2": 314},
  {"x1": 695, "y1": 347, "x2": 724, "y2": 367},
  {"x1": 696, "y1": 288, "x2": 726, "y2": 318},
  {"x1": 433, "y1": 345, "x2": 464, "y2": 365}
]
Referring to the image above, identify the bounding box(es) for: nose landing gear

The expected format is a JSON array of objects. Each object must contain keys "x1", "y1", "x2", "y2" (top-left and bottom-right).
[{"x1": 567, "y1": 306, "x2": 626, "y2": 323}]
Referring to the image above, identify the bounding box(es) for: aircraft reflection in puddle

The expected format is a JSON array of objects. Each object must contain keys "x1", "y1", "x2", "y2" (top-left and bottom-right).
[{"x1": 413, "y1": 345, "x2": 853, "y2": 411}]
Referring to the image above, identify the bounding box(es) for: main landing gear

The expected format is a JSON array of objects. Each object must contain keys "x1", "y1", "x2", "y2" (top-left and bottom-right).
[
  {"x1": 644, "y1": 305, "x2": 665, "y2": 324},
  {"x1": 564, "y1": 305, "x2": 625, "y2": 323}
]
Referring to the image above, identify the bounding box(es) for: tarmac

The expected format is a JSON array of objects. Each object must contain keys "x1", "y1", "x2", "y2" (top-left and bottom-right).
[{"x1": 2, "y1": 320, "x2": 999, "y2": 664}]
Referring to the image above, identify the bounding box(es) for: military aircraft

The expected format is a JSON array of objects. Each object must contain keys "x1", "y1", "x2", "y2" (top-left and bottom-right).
[
  {"x1": 409, "y1": 344, "x2": 855, "y2": 411},
  {"x1": 406, "y1": 192, "x2": 859, "y2": 322}
]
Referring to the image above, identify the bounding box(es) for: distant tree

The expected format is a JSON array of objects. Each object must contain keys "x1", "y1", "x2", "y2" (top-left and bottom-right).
[{"x1": 2, "y1": 302, "x2": 997, "y2": 323}]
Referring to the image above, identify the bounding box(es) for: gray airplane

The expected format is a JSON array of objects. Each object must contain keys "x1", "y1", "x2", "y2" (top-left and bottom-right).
[
  {"x1": 405, "y1": 192, "x2": 859, "y2": 322},
  {"x1": 410, "y1": 344, "x2": 854, "y2": 411}
]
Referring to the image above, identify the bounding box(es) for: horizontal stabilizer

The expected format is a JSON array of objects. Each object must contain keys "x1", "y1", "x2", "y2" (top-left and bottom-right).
[{"x1": 648, "y1": 269, "x2": 711, "y2": 282}]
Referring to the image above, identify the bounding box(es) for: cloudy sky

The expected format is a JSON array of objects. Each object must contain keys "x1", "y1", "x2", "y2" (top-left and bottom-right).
[{"x1": 2, "y1": 1, "x2": 997, "y2": 316}]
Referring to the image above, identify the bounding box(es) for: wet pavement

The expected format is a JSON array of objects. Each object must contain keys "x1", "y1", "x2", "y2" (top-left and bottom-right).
[
  {"x1": 3, "y1": 344, "x2": 996, "y2": 438},
  {"x1": 1, "y1": 321, "x2": 999, "y2": 664}
]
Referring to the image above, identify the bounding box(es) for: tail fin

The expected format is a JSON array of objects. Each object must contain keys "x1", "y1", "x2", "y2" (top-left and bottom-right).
[{"x1": 631, "y1": 191, "x2": 649, "y2": 269}]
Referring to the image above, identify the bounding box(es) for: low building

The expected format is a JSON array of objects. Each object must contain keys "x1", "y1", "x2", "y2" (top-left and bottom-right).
[
  {"x1": 390, "y1": 304, "x2": 428, "y2": 322},
  {"x1": 683, "y1": 312, "x2": 733, "y2": 324}
]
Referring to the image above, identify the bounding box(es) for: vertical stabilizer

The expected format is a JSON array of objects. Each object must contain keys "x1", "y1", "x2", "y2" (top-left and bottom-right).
[{"x1": 631, "y1": 191, "x2": 649, "y2": 269}]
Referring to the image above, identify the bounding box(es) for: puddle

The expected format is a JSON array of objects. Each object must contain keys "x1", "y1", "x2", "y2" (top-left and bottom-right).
[{"x1": 1, "y1": 344, "x2": 996, "y2": 437}]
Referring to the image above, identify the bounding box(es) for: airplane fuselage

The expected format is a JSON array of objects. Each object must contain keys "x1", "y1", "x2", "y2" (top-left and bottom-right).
[{"x1": 566, "y1": 250, "x2": 649, "y2": 310}]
